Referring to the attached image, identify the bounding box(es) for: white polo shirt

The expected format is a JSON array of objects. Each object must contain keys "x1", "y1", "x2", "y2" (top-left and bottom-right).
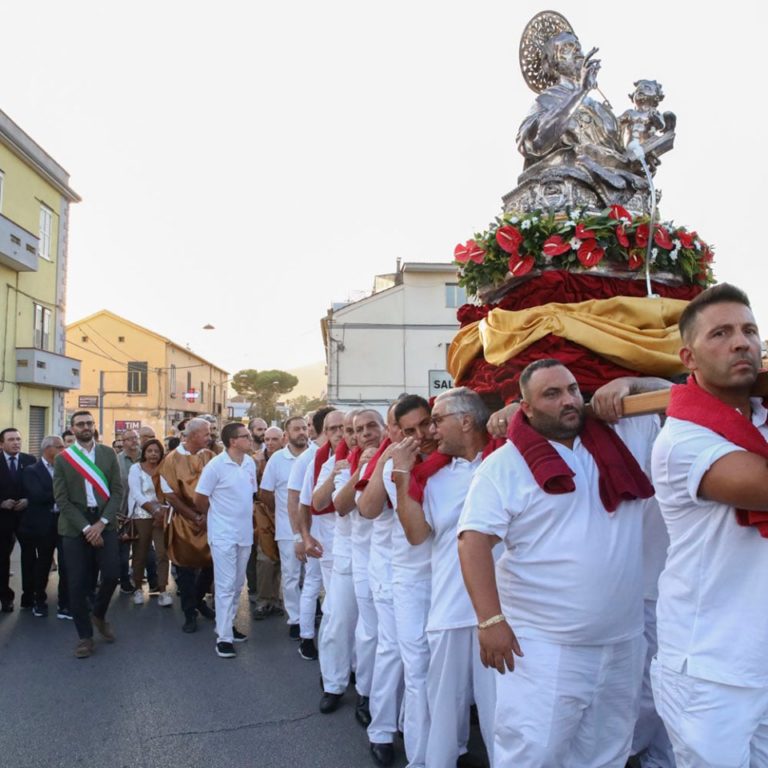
[
  {"x1": 423, "y1": 453, "x2": 483, "y2": 632},
  {"x1": 287, "y1": 442, "x2": 318, "y2": 493},
  {"x1": 195, "y1": 451, "x2": 257, "y2": 547},
  {"x1": 382, "y1": 459, "x2": 432, "y2": 584},
  {"x1": 459, "y1": 416, "x2": 656, "y2": 646},
  {"x1": 652, "y1": 401, "x2": 768, "y2": 687},
  {"x1": 359, "y1": 462, "x2": 394, "y2": 595},
  {"x1": 334, "y1": 465, "x2": 371, "y2": 579},
  {"x1": 261, "y1": 445, "x2": 306, "y2": 542}
]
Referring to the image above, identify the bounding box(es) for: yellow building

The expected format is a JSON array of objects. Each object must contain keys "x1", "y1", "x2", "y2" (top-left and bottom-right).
[
  {"x1": 0, "y1": 108, "x2": 81, "y2": 454},
  {"x1": 65, "y1": 310, "x2": 228, "y2": 444}
]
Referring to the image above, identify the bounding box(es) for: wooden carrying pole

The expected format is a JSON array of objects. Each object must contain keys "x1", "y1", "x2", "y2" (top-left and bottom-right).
[{"x1": 619, "y1": 372, "x2": 768, "y2": 417}]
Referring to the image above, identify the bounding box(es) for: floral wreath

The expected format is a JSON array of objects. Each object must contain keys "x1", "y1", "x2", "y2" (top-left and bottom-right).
[{"x1": 453, "y1": 206, "x2": 715, "y2": 297}]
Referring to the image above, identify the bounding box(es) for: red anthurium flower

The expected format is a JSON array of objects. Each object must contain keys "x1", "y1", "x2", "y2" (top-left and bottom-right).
[
  {"x1": 635, "y1": 224, "x2": 649, "y2": 248},
  {"x1": 575, "y1": 223, "x2": 595, "y2": 239},
  {"x1": 676, "y1": 230, "x2": 694, "y2": 249},
  {"x1": 653, "y1": 226, "x2": 673, "y2": 250},
  {"x1": 608, "y1": 205, "x2": 633, "y2": 224},
  {"x1": 454, "y1": 240, "x2": 485, "y2": 264},
  {"x1": 627, "y1": 250, "x2": 644, "y2": 270},
  {"x1": 542, "y1": 235, "x2": 571, "y2": 258},
  {"x1": 508, "y1": 254, "x2": 535, "y2": 277},
  {"x1": 577, "y1": 239, "x2": 604, "y2": 268},
  {"x1": 616, "y1": 225, "x2": 629, "y2": 248},
  {"x1": 496, "y1": 225, "x2": 523, "y2": 255}
]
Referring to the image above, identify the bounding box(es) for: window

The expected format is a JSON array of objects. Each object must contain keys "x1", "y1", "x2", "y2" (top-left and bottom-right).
[
  {"x1": 127, "y1": 362, "x2": 148, "y2": 394},
  {"x1": 0, "y1": 170, "x2": 4, "y2": 212},
  {"x1": 169, "y1": 364, "x2": 177, "y2": 395},
  {"x1": 118, "y1": 336, "x2": 125, "y2": 343},
  {"x1": 445, "y1": 283, "x2": 467, "y2": 308},
  {"x1": 186, "y1": 371, "x2": 192, "y2": 392},
  {"x1": 212, "y1": 384, "x2": 217, "y2": 407},
  {"x1": 39, "y1": 205, "x2": 53, "y2": 260},
  {"x1": 33, "y1": 304, "x2": 51, "y2": 350},
  {"x1": 200, "y1": 382, "x2": 205, "y2": 404}
]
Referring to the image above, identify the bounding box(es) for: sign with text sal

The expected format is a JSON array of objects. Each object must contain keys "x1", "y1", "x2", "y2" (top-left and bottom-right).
[{"x1": 429, "y1": 370, "x2": 454, "y2": 397}]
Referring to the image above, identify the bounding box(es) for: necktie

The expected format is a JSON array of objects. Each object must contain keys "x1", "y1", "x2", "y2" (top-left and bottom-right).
[{"x1": 8, "y1": 456, "x2": 16, "y2": 477}]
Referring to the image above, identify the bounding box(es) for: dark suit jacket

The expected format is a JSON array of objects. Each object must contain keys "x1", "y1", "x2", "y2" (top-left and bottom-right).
[
  {"x1": 53, "y1": 444, "x2": 122, "y2": 538},
  {"x1": 19, "y1": 460, "x2": 57, "y2": 538},
  {"x1": 0, "y1": 451, "x2": 36, "y2": 530}
]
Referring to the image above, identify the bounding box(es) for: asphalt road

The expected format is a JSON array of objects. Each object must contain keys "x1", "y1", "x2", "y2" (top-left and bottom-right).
[{"x1": 0, "y1": 549, "x2": 412, "y2": 768}]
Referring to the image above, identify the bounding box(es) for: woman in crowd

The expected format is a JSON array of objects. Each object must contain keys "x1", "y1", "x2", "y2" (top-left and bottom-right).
[{"x1": 127, "y1": 438, "x2": 172, "y2": 606}]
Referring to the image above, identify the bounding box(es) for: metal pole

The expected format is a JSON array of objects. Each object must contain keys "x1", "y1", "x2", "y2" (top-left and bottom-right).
[{"x1": 99, "y1": 370, "x2": 104, "y2": 437}]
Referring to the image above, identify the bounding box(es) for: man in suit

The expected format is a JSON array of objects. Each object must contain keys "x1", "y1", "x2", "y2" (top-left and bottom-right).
[
  {"x1": 0, "y1": 427, "x2": 36, "y2": 612},
  {"x1": 53, "y1": 411, "x2": 122, "y2": 658},
  {"x1": 19, "y1": 435, "x2": 65, "y2": 617}
]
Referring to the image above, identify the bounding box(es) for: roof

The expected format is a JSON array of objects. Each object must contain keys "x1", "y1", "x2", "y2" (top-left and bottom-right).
[
  {"x1": 0, "y1": 108, "x2": 80, "y2": 203},
  {"x1": 66, "y1": 309, "x2": 229, "y2": 374}
]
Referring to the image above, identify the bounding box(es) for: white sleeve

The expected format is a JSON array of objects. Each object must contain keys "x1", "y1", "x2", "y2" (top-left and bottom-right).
[
  {"x1": 382, "y1": 458, "x2": 397, "y2": 509},
  {"x1": 458, "y1": 455, "x2": 514, "y2": 540},
  {"x1": 128, "y1": 464, "x2": 152, "y2": 515},
  {"x1": 260, "y1": 455, "x2": 277, "y2": 493},
  {"x1": 300, "y1": 463, "x2": 314, "y2": 507},
  {"x1": 332, "y1": 467, "x2": 351, "y2": 504},
  {"x1": 195, "y1": 460, "x2": 218, "y2": 498}
]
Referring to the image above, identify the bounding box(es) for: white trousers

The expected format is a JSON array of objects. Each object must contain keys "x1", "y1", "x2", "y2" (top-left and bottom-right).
[
  {"x1": 651, "y1": 660, "x2": 768, "y2": 768},
  {"x1": 313, "y1": 514, "x2": 336, "y2": 605},
  {"x1": 354, "y1": 580, "x2": 378, "y2": 698},
  {"x1": 632, "y1": 600, "x2": 676, "y2": 768},
  {"x1": 210, "y1": 541, "x2": 251, "y2": 644},
  {"x1": 368, "y1": 594, "x2": 404, "y2": 744},
  {"x1": 277, "y1": 538, "x2": 302, "y2": 625},
  {"x1": 393, "y1": 579, "x2": 431, "y2": 768},
  {"x1": 494, "y1": 635, "x2": 645, "y2": 768},
  {"x1": 299, "y1": 555, "x2": 323, "y2": 639},
  {"x1": 319, "y1": 557, "x2": 358, "y2": 694},
  {"x1": 426, "y1": 626, "x2": 496, "y2": 768}
]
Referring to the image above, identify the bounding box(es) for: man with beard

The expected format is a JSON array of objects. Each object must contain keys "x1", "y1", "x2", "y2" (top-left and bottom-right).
[
  {"x1": 459, "y1": 359, "x2": 657, "y2": 768},
  {"x1": 53, "y1": 412, "x2": 122, "y2": 658},
  {"x1": 650, "y1": 284, "x2": 768, "y2": 767},
  {"x1": 259, "y1": 416, "x2": 309, "y2": 636}
]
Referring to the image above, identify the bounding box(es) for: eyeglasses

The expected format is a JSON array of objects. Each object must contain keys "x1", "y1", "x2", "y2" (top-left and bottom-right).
[
  {"x1": 429, "y1": 411, "x2": 467, "y2": 427},
  {"x1": 235, "y1": 433, "x2": 252, "y2": 440},
  {"x1": 73, "y1": 420, "x2": 94, "y2": 428}
]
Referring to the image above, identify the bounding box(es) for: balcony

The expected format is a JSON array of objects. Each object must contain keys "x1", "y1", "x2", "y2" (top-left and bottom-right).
[
  {"x1": 15, "y1": 348, "x2": 80, "y2": 390},
  {"x1": 0, "y1": 213, "x2": 39, "y2": 272}
]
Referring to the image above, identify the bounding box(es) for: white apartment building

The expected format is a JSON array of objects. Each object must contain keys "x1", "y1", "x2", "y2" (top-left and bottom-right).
[{"x1": 322, "y1": 261, "x2": 465, "y2": 411}]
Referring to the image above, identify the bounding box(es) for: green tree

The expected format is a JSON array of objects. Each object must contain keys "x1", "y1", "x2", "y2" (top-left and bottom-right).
[
  {"x1": 286, "y1": 394, "x2": 327, "y2": 417},
  {"x1": 231, "y1": 369, "x2": 299, "y2": 424}
]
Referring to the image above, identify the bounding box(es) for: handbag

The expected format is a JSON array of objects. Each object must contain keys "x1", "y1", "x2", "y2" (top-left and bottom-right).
[
  {"x1": 165, "y1": 510, "x2": 212, "y2": 568},
  {"x1": 117, "y1": 515, "x2": 139, "y2": 543}
]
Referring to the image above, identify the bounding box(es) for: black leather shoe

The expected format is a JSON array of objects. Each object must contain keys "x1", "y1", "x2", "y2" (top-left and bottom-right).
[
  {"x1": 319, "y1": 692, "x2": 343, "y2": 714},
  {"x1": 369, "y1": 742, "x2": 395, "y2": 767},
  {"x1": 182, "y1": 615, "x2": 198, "y2": 633},
  {"x1": 197, "y1": 602, "x2": 215, "y2": 620},
  {"x1": 457, "y1": 753, "x2": 485, "y2": 768},
  {"x1": 355, "y1": 694, "x2": 372, "y2": 727}
]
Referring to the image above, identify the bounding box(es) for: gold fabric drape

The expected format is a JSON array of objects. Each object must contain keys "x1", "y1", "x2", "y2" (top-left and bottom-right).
[{"x1": 448, "y1": 296, "x2": 688, "y2": 382}]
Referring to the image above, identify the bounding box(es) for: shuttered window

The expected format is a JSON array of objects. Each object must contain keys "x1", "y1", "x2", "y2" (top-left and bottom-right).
[{"x1": 28, "y1": 406, "x2": 46, "y2": 457}]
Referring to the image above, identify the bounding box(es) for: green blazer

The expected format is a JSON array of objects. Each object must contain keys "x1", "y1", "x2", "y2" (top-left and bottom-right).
[{"x1": 54, "y1": 444, "x2": 123, "y2": 538}]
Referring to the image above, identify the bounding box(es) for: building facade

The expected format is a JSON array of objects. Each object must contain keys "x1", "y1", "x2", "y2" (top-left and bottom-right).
[
  {"x1": 65, "y1": 310, "x2": 228, "y2": 443},
  {"x1": 321, "y1": 262, "x2": 464, "y2": 411},
  {"x1": 0, "y1": 109, "x2": 81, "y2": 454}
]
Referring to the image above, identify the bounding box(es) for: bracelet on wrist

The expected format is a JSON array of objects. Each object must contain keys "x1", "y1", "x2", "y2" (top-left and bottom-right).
[
  {"x1": 391, "y1": 469, "x2": 410, "y2": 475},
  {"x1": 478, "y1": 614, "x2": 506, "y2": 630}
]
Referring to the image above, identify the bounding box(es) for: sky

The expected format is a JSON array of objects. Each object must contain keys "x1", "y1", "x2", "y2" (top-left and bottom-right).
[{"x1": 2, "y1": 1, "x2": 765, "y2": 375}]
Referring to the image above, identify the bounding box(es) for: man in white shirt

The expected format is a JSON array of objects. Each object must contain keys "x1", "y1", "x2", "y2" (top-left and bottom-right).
[
  {"x1": 651, "y1": 283, "x2": 768, "y2": 767},
  {"x1": 260, "y1": 416, "x2": 309, "y2": 637},
  {"x1": 195, "y1": 422, "x2": 257, "y2": 658},
  {"x1": 459, "y1": 360, "x2": 655, "y2": 768},
  {"x1": 392, "y1": 388, "x2": 497, "y2": 768}
]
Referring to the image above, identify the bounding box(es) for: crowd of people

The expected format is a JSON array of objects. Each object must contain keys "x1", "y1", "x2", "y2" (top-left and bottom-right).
[{"x1": 1, "y1": 283, "x2": 767, "y2": 768}]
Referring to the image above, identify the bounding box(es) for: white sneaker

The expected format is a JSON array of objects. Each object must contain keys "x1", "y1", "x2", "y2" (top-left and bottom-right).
[
  {"x1": 157, "y1": 591, "x2": 173, "y2": 607},
  {"x1": 133, "y1": 589, "x2": 144, "y2": 605}
]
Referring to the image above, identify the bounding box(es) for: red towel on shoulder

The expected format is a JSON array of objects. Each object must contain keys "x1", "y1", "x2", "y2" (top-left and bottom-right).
[
  {"x1": 310, "y1": 441, "x2": 334, "y2": 516},
  {"x1": 667, "y1": 375, "x2": 768, "y2": 537},
  {"x1": 408, "y1": 438, "x2": 506, "y2": 504},
  {"x1": 507, "y1": 408, "x2": 653, "y2": 513}
]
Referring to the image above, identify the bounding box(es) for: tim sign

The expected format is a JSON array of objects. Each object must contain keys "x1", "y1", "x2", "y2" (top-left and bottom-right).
[{"x1": 428, "y1": 370, "x2": 454, "y2": 397}]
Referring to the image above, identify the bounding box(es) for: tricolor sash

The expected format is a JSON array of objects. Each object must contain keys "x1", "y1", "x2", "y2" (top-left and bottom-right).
[{"x1": 62, "y1": 444, "x2": 110, "y2": 501}]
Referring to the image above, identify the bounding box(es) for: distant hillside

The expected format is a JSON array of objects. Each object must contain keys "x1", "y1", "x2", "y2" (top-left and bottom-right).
[{"x1": 287, "y1": 361, "x2": 326, "y2": 400}]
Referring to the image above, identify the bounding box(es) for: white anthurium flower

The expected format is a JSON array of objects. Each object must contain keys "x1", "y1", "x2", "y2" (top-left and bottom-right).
[
  {"x1": 509, "y1": 216, "x2": 519, "y2": 224},
  {"x1": 521, "y1": 219, "x2": 532, "y2": 230},
  {"x1": 669, "y1": 250, "x2": 678, "y2": 263},
  {"x1": 651, "y1": 247, "x2": 659, "y2": 263},
  {"x1": 569, "y1": 210, "x2": 580, "y2": 221},
  {"x1": 569, "y1": 237, "x2": 581, "y2": 249},
  {"x1": 673, "y1": 239, "x2": 682, "y2": 249}
]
